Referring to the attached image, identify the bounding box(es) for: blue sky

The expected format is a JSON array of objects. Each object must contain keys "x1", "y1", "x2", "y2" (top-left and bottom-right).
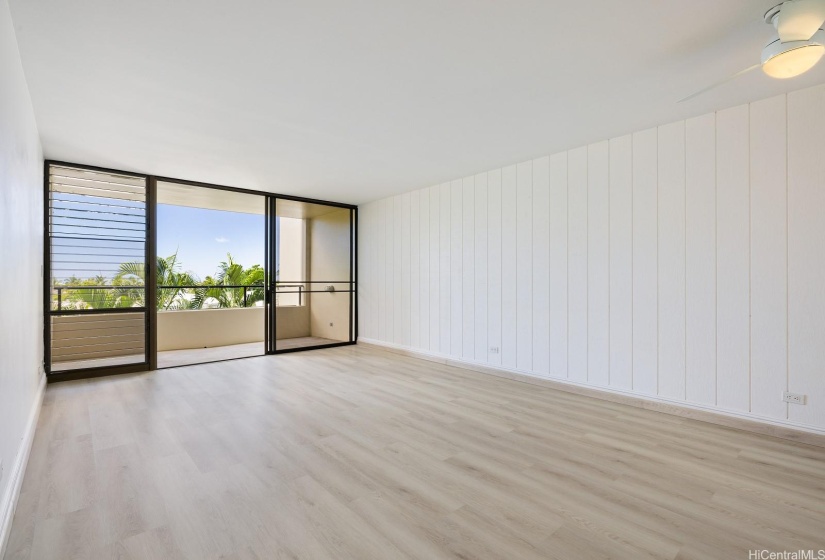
[
  {"x1": 157, "y1": 204, "x2": 265, "y2": 279},
  {"x1": 50, "y1": 194, "x2": 268, "y2": 282}
]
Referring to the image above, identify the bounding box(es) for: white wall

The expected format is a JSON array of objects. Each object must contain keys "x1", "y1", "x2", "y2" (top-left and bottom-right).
[
  {"x1": 309, "y1": 208, "x2": 352, "y2": 341},
  {"x1": 278, "y1": 217, "x2": 305, "y2": 306},
  {"x1": 359, "y1": 84, "x2": 825, "y2": 433},
  {"x1": 0, "y1": 0, "x2": 45, "y2": 552}
]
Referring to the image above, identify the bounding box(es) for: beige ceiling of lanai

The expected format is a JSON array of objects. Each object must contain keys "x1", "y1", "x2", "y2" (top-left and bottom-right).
[
  {"x1": 10, "y1": 0, "x2": 825, "y2": 204},
  {"x1": 157, "y1": 181, "x2": 265, "y2": 214}
]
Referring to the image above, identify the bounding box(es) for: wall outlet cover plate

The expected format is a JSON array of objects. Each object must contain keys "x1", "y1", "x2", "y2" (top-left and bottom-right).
[{"x1": 783, "y1": 391, "x2": 806, "y2": 404}]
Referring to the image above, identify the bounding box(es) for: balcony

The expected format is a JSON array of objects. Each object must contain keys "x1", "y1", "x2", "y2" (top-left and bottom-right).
[{"x1": 50, "y1": 284, "x2": 343, "y2": 371}]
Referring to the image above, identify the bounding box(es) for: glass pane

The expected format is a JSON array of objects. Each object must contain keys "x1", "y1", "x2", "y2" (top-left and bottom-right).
[
  {"x1": 49, "y1": 165, "x2": 146, "y2": 312},
  {"x1": 48, "y1": 164, "x2": 148, "y2": 371},
  {"x1": 274, "y1": 199, "x2": 352, "y2": 351},
  {"x1": 155, "y1": 181, "x2": 266, "y2": 368}
]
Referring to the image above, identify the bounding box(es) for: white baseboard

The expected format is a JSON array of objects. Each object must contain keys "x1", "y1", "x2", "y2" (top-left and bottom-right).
[
  {"x1": 358, "y1": 338, "x2": 825, "y2": 447},
  {"x1": 0, "y1": 373, "x2": 46, "y2": 560}
]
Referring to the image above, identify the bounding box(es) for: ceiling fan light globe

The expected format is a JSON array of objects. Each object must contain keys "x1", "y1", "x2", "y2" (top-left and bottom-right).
[
  {"x1": 763, "y1": 44, "x2": 825, "y2": 77},
  {"x1": 761, "y1": 29, "x2": 825, "y2": 78}
]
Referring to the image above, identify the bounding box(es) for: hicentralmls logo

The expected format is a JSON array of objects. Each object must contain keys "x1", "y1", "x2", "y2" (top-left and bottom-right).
[{"x1": 749, "y1": 551, "x2": 825, "y2": 560}]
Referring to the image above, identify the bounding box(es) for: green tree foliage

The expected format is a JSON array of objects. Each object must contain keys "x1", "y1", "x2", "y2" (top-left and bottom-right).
[
  {"x1": 53, "y1": 252, "x2": 264, "y2": 311},
  {"x1": 53, "y1": 273, "x2": 141, "y2": 310},
  {"x1": 193, "y1": 254, "x2": 265, "y2": 309},
  {"x1": 114, "y1": 252, "x2": 200, "y2": 310}
]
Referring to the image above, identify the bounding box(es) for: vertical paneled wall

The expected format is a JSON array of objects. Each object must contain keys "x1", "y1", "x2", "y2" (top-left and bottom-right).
[{"x1": 358, "y1": 86, "x2": 825, "y2": 431}]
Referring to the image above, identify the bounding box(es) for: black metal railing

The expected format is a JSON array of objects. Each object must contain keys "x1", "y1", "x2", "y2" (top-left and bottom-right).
[
  {"x1": 272, "y1": 284, "x2": 304, "y2": 306},
  {"x1": 51, "y1": 283, "x2": 310, "y2": 310},
  {"x1": 156, "y1": 284, "x2": 266, "y2": 309},
  {"x1": 52, "y1": 285, "x2": 143, "y2": 311},
  {"x1": 154, "y1": 283, "x2": 306, "y2": 307}
]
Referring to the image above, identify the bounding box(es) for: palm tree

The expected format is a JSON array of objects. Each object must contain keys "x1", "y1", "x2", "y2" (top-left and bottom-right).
[
  {"x1": 57, "y1": 252, "x2": 263, "y2": 311},
  {"x1": 54, "y1": 274, "x2": 135, "y2": 309},
  {"x1": 115, "y1": 252, "x2": 200, "y2": 310},
  {"x1": 194, "y1": 254, "x2": 264, "y2": 309}
]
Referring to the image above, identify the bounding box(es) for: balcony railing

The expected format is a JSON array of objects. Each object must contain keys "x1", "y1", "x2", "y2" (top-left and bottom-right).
[{"x1": 51, "y1": 283, "x2": 306, "y2": 311}]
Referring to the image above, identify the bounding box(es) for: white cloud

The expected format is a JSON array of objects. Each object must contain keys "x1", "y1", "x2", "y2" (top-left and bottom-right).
[{"x1": 215, "y1": 237, "x2": 229, "y2": 243}]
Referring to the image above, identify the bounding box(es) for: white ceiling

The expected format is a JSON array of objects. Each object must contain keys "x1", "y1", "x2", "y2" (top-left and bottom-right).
[{"x1": 10, "y1": 0, "x2": 825, "y2": 205}]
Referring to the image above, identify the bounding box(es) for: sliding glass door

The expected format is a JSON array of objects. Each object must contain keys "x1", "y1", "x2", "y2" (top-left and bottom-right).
[
  {"x1": 154, "y1": 180, "x2": 266, "y2": 368},
  {"x1": 267, "y1": 198, "x2": 356, "y2": 353},
  {"x1": 44, "y1": 161, "x2": 357, "y2": 380}
]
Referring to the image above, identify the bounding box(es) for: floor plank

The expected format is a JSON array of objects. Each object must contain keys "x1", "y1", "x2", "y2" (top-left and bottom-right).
[
  {"x1": 5, "y1": 345, "x2": 824, "y2": 559},
  {"x1": 157, "y1": 342, "x2": 264, "y2": 369}
]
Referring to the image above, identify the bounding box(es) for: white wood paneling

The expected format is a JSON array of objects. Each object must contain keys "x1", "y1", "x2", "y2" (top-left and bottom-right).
[
  {"x1": 430, "y1": 186, "x2": 441, "y2": 352},
  {"x1": 384, "y1": 197, "x2": 392, "y2": 342},
  {"x1": 657, "y1": 121, "x2": 686, "y2": 400},
  {"x1": 501, "y1": 165, "x2": 518, "y2": 369},
  {"x1": 358, "y1": 204, "x2": 367, "y2": 338},
  {"x1": 517, "y1": 161, "x2": 533, "y2": 371},
  {"x1": 450, "y1": 180, "x2": 463, "y2": 359},
  {"x1": 439, "y1": 183, "x2": 451, "y2": 355},
  {"x1": 632, "y1": 128, "x2": 658, "y2": 396},
  {"x1": 788, "y1": 86, "x2": 825, "y2": 429},
  {"x1": 401, "y1": 193, "x2": 411, "y2": 347},
  {"x1": 393, "y1": 195, "x2": 403, "y2": 345},
  {"x1": 488, "y1": 169, "x2": 503, "y2": 366},
  {"x1": 549, "y1": 153, "x2": 568, "y2": 378},
  {"x1": 371, "y1": 202, "x2": 379, "y2": 341},
  {"x1": 358, "y1": 204, "x2": 370, "y2": 339},
  {"x1": 358, "y1": 204, "x2": 368, "y2": 339},
  {"x1": 588, "y1": 141, "x2": 610, "y2": 387},
  {"x1": 608, "y1": 135, "x2": 633, "y2": 391},
  {"x1": 360, "y1": 84, "x2": 825, "y2": 432},
  {"x1": 474, "y1": 173, "x2": 489, "y2": 363},
  {"x1": 373, "y1": 201, "x2": 380, "y2": 340},
  {"x1": 532, "y1": 156, "x2": 550, "y2": 376},
  {"x1": 462, "y1": 177, "x2": 475, "y2": 360},
  {"x1": 364, "y1": 203, "x2": 374, "y2": 340},
  {"x1": 380, "y1": 197, "x2": 390, "y2": 342},
  {"x1": 716, "y1": 105, "x2": 750, "y2": 413},
  {"x1": 410, "y1": 191, "x2": 420, "y2": 349},
  {"x1": 685, "y1": 113, "x2": 717, "y2": 406},
  {"x1": 750, "y1": 94, "x2": 788, "y2": 421},
  {"x1": 369, "y1": 202, "x2": 378, "y2": 341},
  {"x1": 390, "y1": 196, "x2": 398, "y2": 343},
  {"x1": 419, "y1": 188, "x2": 430, "y2": 351},
  {"x1": 568, "y1": 146, "x2": 588, "y2": 382}
]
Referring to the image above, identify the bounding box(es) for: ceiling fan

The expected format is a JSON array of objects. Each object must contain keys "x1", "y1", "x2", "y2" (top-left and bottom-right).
[{"x1": 680, "y1": 0, "x2": 825, "y2": 102}]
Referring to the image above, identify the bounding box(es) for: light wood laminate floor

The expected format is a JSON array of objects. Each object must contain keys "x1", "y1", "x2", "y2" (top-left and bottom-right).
[
  {"x1": 157, "y1": 342, "x2": 264, "y2": 369},
  {"x1": 5, "y1": 345, "x2": 824, "y2": 560},
  {"x1": 275, "y1": 336, "x2": 339, "y2": 351},
  {"x1": 156, "y1": 338, "x2": 339, "y2": 369}
]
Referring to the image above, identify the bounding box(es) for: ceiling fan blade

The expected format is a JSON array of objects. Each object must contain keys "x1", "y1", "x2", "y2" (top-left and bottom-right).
[
  {"x1": 777, "y1": 0, "x2": 825, "y2": 41},
  {"x1": 678, "y1": 64, "x2": 762, "y2": 103}
]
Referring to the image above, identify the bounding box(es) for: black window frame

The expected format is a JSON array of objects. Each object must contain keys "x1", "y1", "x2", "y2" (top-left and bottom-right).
[{"x1": 44, "y1": 159, "x2": 358, "y2": 383}]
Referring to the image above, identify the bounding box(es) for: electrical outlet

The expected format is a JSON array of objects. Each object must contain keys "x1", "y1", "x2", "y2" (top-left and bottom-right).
[
  {"x1": 783, "y1": 391, "x2": 806, "y2": 405},
  {"x1": 489, "y1": 346, "x2": 500, "y2": 354},
  {"x1": 329, "y1": 322, "x2": 333, "y2": 327}
]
